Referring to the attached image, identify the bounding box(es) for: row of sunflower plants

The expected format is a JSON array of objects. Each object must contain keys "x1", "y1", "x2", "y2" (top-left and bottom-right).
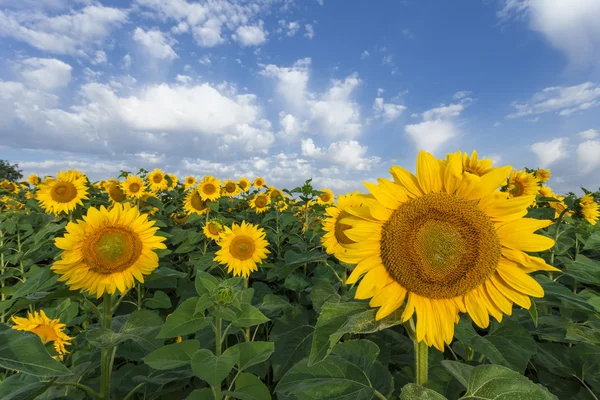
[{"x1": 0, "y1": 150, "x2": 599, "y2": 400}]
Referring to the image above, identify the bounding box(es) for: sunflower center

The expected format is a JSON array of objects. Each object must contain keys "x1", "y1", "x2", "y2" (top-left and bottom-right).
[
  {"x1": 240, "y1": 181, "x2": 248, "y2": 189},
  {"x1": 152, "y1": 175, "x2": 163, "y2": 184},
  {"x1": 191, "y1": 192, "x2": 206, "y2": 210},
  {"x1": 256, "y1": 179, "x2": 264, "y2": 186},
  {"x1": 109, "y1": 184, "x2": 126, "y2": 202},
  {"x1": 32, "y1": 325, "x2": 59, "y2": 343},
  {"x1": 204, "y1": 184, "x2": 216, "y2": 195},
  {"x1": 335, "y1": 210, "x2": 355, "y2": 245},
  {"x1": 509, "y1": 181, "x2": 524, "y2": 197},
  {"x1": 380, "y1": 192, "x2": 501, "y2": 299},
  {"x1": 85, "y1": 227, "x2": 143, "y2": 274},
  {"x1": 50, "y1": 182, "x2": 78, "y2": 203},
  {"x1": 226, "y1": 182, "x2": 237, "y2": 193},
  {"x1": 129, "y1": 183, "x2": 140, "y2": 193},
  {"x1": 229, "y1": 236, "x2": 256, "y2": 260},
  {"x1": 255, "y1": 195, "x2": 268, "y2": 208},
  {"x1": 321, "y1": 193, "x2": 331, "y2": 202},
  {"x1": 187, "y1": 178, "x2": 194, "y2": 184},
  {"x1": 208, "y1": 223, "x2": 222, "y2": 235}
]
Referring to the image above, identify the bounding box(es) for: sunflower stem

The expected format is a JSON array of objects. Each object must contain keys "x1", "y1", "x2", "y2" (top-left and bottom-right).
[
  {"x1": 0, "y1": 229, "x2": 6, "y2": 324},
  {"x1": 214, "y1": 317, "x2": 223, "y2": 400},
  {"x1": 414, "y1": 339, "x2": 429, "y2": 386},
  {"x1": 101, "y1": 293, "x2": 113, "y2": 400}
]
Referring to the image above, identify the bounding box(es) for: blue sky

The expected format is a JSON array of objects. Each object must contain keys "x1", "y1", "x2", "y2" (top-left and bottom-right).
[{"x1": 1, "y1": 0, "x2": 599, "y2": 193}]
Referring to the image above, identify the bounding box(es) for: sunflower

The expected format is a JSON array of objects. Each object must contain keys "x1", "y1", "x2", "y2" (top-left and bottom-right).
[
  {"x1": 167, "y1": 174, "x2": 179, "y2": 190},
  {"x1": 184, "y1": 176, "x2": 197, "y2": 189},
  {"x1": 249, "y1": 193, "x2": 271, "y2": 213},
  {"x1": 171, "y1": 212, "x2": 190, "y2": 225},
  {"x1": 52, "y1": 203, "x2": 167, "y2": 297},
  {"x1": 1, "y1": 180, "x2": 19, "y2": 194},
  {"x1": 36, "y1": 171, "x2": 89, "y2": 215},
  {"x1": 204, "y1": 220, "x2": 224, "y2": 240},
  {"x1": 578, "y1": 194, "x2": 599, "y2": 225},
  {"x1": 321, "y1": 192, "x2": 364, "y2": 257},
  {"x1": 28, "y1": 174, "x2": 41, "y2": 186},
  {"x1": 11, "y1": 310, "x2": 72, "y2": 355},
  {"x1": 535, "y1": 168, "x2": 551, "y2": 183},
  {"x1": 214, "y1": 221, "x2": 270, "y2": 278},
  {"x1": 335, "y1": 150, "x2": 556, "y2": 351},
  {"x1": 538, "y1": 186, "x2": 554, "y2": 198},
  {"x1": 184, "y1": 189, "x2": 209, "y2": 215},
  {"x1": 460, "y1": 150, "x2": 494, "y2": 176},
  {"x1": 316, "y1": 188, "x2": 334, "y2": 205},
  {"x1": 222, "y1": 179, "x2": 241, "y2": 197},
  {"x1": 198, "y1": 176, "x2": 221, "y2": 201},
  {"x1": 507, "y1": 169, "x2": 539, "y2": 198},
  {"x1": 147, "y1": 169, "x2": 169, "y2": 192},
  {"x1": 238, "y1": 177, "x2": 250, "y2": 192},
  {"x1": 275, "y1": 200, "x2": 289, "y2": 212},
  {"x1": 267, "y1": 186, "x2": 285, "y2": 202},
  {"x1": 121, "y1": 175, "x2": 146, "y2": 200},
  {"x1": 106, "y1": 180, "x2": 126, "y2": 204},
  {"x1": 253, "y1": 177, "x2": 265, "y2": 189}
]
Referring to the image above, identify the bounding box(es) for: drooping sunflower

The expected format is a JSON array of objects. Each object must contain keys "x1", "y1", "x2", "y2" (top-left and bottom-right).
[
  {"x1": 253, "y1": 177, "x2": 265, "y2": 189},
  {"x1": 147, "y1": 169, "x2": 169, "y2": 192},
  {"x1": 171, "y1": 212, "x2": 190, "y2": 225},
  {"x1": 1, "y1": 180, "x2": 20, "y2": 194},
  {"x1": 28, "y1": 174, "x2": 41, "y2": 186},
  {"x1": 238, "y1": 177, "x2": 250, "y2": 192},
  {"x1": 52, "y1": 203, "x2": 167, "y2": 297},
  {"x1": 121, "y1": 175, "x2": 146, "y2": 200},
  {"x1": 167, "y1": 174, "x2": 179, "y2": 190},
  {"x1": 578, "y1": 194, "x2": 599, "y2": 225},
  {"x1": 36, "y1": 171, "x2": 89, "y2": 215},
  {"x1": 460, "y1": 150, "x2": 494, "y2": 176},
  {"x1": 321, "y1": 192, "x2": 364, "y2": 257},
  {"x1": 198, "y1": 176, "x2": 221, "y2": 201},
  {"x1": 316, "y1": 188, "x2": 334, "y2": 205},
  {"x1": 507, "y1": 169, "x2": 540, "y2": 198},
  {"x1": 535, "y1": 168, "x2": 551, "y2": 183},
  {"x1": 11, "y1": 310, "x2": 72, "y2": 355},
  {"x1": 274, "y1": 200, "x2": 289, "y2": 212},
  {"x1": 184, "y1": 176, "x2": 197, "y2": 189},
  {"x1": 267, "y1": 186, "x2": 285, "y2": 202},
  {"x1": 336, "y1": 150, "x2": 556, "y2": 351},
  {"x1": 184, "y1": 189, "x2": 208, "y2": 215},
  {"x1": 538, "y1": 186, "x2": 554, "y2": 198},
  {"x1": 214, "y1": 221, "x2": 270, "y2": 278},
  {"x1": 106, "y1": 180, "x2": 126, "y2": 204},
  {"x1": 222, "y1": 179, "x2": 241, "y2": 197},
  {"x1": 249, "y1": 193, "x2": 271, "y2": 213},
  {"x1": 204, "y1": 220, "x2": 225, "y2": 241}
]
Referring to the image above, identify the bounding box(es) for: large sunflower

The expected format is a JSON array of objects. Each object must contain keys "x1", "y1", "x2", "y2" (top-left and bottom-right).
[
  {"x1": 204, "y1": 220, "x2": 224, "y2": 241},
  {"x1": 579, "y1": 194, "x2": 599, "y2": 225},
  {"x1": 184, "y1": 189, "x2": 208, "y2": 215},
  {"x1": 214, "y1": 221, "x2": 270, "y2": 278},
  {"x1": 147, "y1": 169, "x2": 169, "y2": 192},
  {"x1": 36, "y1": 170, "x2": 89, "y2": 215},
  {"x1": 198, "y1": 176, "x2": 221, "y2": 201},
  {"x1": 253, "y1": 177, "x2": 265, "y2": 189},
  {"x1": 316, "y1": 188, "x2": 334, "y2": 205},
  {"x1": 11, "y1": 310, "x2": 72, "y2": 355},
  {"x1": 507, "y1": 169, "x2": 539, "y2": 198},
  {"x1": 184, "y1": 176, "x2": 197, "y2": 189},
  {"x1": 249, "y1": 193, "x2": 271, "y2": 213},
  {"x1": 238, "y1": 177, "x2": 250, "y2": 192},
  {"x1": 121, "y1": 175, "x2": 146, "y2": 199},
  {"x1": 336, "y1": 151, "x2": 556, "y2": 351},
  {"x1": 52, "y1": 203, "x2": 167, "y2": 297},
  {"x1": 321, "y1": 192, "x2": 364, "y2": 257},
  {"x1": 222, "y1": 179, "x2": 241, "y2": 197}
]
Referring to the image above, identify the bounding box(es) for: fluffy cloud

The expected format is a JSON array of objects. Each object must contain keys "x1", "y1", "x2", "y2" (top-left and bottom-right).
[
  {"x1": 579, "y1": 129, "x2": 599, "y2": 140},
  {"x1": 300, "y1": 138, "x2": 380, "y2": 171},
  {"x1": 192, "y1": 18, "x2": 224, "y2": 47},
  {"x1": 260, "y1": 58, "x2": 311, "y2": 111},
  {"x1": 373, "y1": 97, "x2": 406, "y2": 122},
  {"x1": 277, "y1": 20, "x2": 300, "y2": 37},
  {"x1": 405, "y1": 120, "x2": 458, "y2": 154},
  {"x1": 576, "y1": 140, "x2": 600, "y2": 173},
  {"x1": 530, "y1": 137, "x2": 569, "y2": 167},
  {"x1": 133, "y1": 27, "x2": 178, "y2": 60},
  {"x1": 304, "y1": 24, "x2": 314, "y2": 39},
  {"x1": 20, "y1": 57, "x2": 72, "y2": 90},
  {"x1": 508, "y1": 82, "x2": 600, "y2": 118},
  {"x1": 233, "y1": 23, "x2": 267, "y2": 46}
]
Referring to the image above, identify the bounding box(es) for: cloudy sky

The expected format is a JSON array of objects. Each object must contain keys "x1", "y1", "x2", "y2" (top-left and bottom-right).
[{"x1": 1, "y1": 0, "x2": 599, "y2": 194}]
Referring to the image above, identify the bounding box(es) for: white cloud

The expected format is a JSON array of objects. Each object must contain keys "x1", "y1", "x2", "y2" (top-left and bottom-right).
[
  {"x1": 259, "y1": 58, "x2": 311, "y2": 111},
  {"x1": 136, "y1": 152, "x2": 164, "y2": 164},
  {"x1": 578, "y1": 129, "x2": 599, "y2": 140},
  {"x1": 198, "y1": 55, "x2": 211, "y2": 65},
  {"x1": 304, "y1": 24, "x2": 314, "y2": 39},
  {"x1": 192, "y1": 18, "x2": 224, "y2": 47},
  {"x1": 133, "y1": 27, "x2": 178, "y2": 60},
  {"x1": 278, "y1": 20, "x2": 300, "y2": 37},
  {"x1": 402, "y1": 28, "x2": 415, "y2": 39},
  {"x1": 175, "y1": 74, "x2": 193, "y2": 84},
  {"x1": 172, "y1": 21, "x2": 189, "y2": 34},
  {"x1": 20, "y1": 58, "x2": 72, "y2": 90},
  {"x1": 279, "y1": 113, "x2": 305, "y2": 140},
  {"x1": 382, "y1": 54, "x2": 393, "y2": 65},
  {"x1": 301, "y1": 139, "x2": 380, "y2": 171},
  {"x1": 422, "y1": 103, "x2": 464, "y2": 120},
  {"x1": 453, "y1": 90, "x2": 472, "y2": 100},
  {"x1": 405, "y1": 120, "x2": 458, "y2": 154},
  {"x1": 233, "y1": 23, "x2": 267, "y2": 46},
  {"x1": 577, "y1": 140, "x2": 600, "y2": 173},
  {"x1": 361, "y1": 50, "x2": 370, "y2": 59},
  {"x1": 19, "y1": 159, "x2": 133, "y2": 177},
  {"x1": 300, "y1": 138, "x2": 323, "y2": 157},
  {"x1": 373, "y1": 97, "x2": 406, "y2": 122},
  {"x1": 92, "y1": 50, "x2": 107, "y2": 64},
  {"x1": 530, "y1": 137, "x2": 569, "y2": 167},
  {"x1": 122, "y1": 54, "x2": 132, "y2": 69},
  {"x1": 499, "y1": 0, "x2": 600, "y2": 66},
  {"x1": 507, "y1": 82, "x2": 600, "y2": 118}
]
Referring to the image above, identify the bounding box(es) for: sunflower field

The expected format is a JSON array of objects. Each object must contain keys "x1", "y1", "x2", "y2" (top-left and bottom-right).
[{"x1": 0, "y1": 150, "x2": 599, "y2": 400}]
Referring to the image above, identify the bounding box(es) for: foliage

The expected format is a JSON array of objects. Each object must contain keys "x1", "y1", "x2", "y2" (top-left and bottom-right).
[{"x1": 0, "y1": 160, "x2": 23, "y2": 182}]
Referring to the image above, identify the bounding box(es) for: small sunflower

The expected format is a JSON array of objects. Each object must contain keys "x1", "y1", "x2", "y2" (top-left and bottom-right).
[
  {"x1": 106, "y1": 180, "x2": 126, "y2": 204},
  {"x1": 36, "y1": 171, "x2": 89, "y2": 215},
  {"x1": 222, "y1": 179, "x2": 241, "y2": 197},
  {"x1": 538, "y1": 186, "x2": 554, "y2": 198},
  {"x1": 336, "y1": 150, "x2": 556, "y2": 351},
  {"x1": 167, "y1": 174, "x2": 179, "y2": 190},
  {"x1": 275, "y1": 200, "x2": 289, "y2": 212},
  {"x1": 535, "y1": 168, "x2": 551, "y2": 183},
  {"x1": 184, "y1": 189, "x2": 208, "y2": 215},
  {"x1": 28, "y1": 174, "x2": 41, "y2": 186},
  {"x1": 171, "y1": 212, "x2": 190, "y2": 225},
  {"x1": 204, "y1": 220, "x2": 225, "y2": 241},
  {"x1": 147, "y1": 169, "x2": 169, "y2": 192},
  {"x1": 121, "y1": 175, "x2": 146, "y2": 200},
  {"x1": 1, "y1": 180, "x2": 19, "y2": 194},
  {"x1": 461, "y1": 150, "x2": 494, "y2": 176},
  {"x1": 11, "y1": 310, "x2": 72, "y2": 355},
  {"x1": 214, "y1": 221, "x2": 270, "y2": 278},
  {"x1": 238, "y1": 177, "x2": 251, "y2": 192},
  {"x1": 267, "y1": 186, "x2": 285, "y2": 202},
  {"x1": 316, "y1": 188, "x2": 334, "y2": 205},
  {"x1": 249, "y1": 193, "x2": 271, "y2": 213},
  {"x1": 184, "y1": 176, "x2": 197, "y2": 189},
  {"x1": 579, "y1": 194, "x2": 599, "y2": 225},
  {"x1": 507, "y1": 169, "x2": 540, "y2": 198},
  {"x1": 321, "y1": 192, "x2": 364, "y2": 257},
  {"x1": 253, "y1": 177, "x2": 265, "y2": 189},
  {"x1": 52, "y1": 203, "x2": 167, "y2": 297},
  {"x1": 198, "y1": 176, "x2": 221, "y2": 201}
]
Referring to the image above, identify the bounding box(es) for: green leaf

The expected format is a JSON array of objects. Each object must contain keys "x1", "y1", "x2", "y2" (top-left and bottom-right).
[
  {"x1": 0, "y1": 324, "x2": 72, "y2": 377},
  {"x1": 563, "y1": 255, "x2": 600, "y2": 285},
  {"x1": 144, "y1": 196, "x2": 164, "y2": 211},
  {"x1": 441, "y1": 360, "x2": 474, "y2": 388},
  {"x1": 528, "y1": 299, "x2": 538, "y2": 328},
  {"x1": 195, "y1": 271, "x2": 219, "y2": 294},
  {"x1": 231, "y1": 341, "x2": 275, "y2": 371},
  {"x1": 232, "y1": 303, "x2": 269, "y2": 327},
  {"x1": 583, "y1": 232, "x2": 600, "y2": 250},
  {"x1": 194, "y1": 293, "x2": 215, "y2": 314},
  {"x1": 0, "y1": 374, "x2": 51, "y2": 400},
  {"x1": 258, "y1": 294, "x2": 291, "y2": 317},
  {"x1": 191, "y1": 347, "x2": 239, "y2": 388},
  {"x1": 157, "y1": 297, "x2": 210, "y2": 338},
  {"x1": 87, "y1": 310, "x2": 163, "y2": 351},
  {"x1": 142, "y1": 340, "x2": 200, "y2": 370},
  {"x1": 145, "y1": 290, "x2": 172, "y2": 309},
  {"x1": 400, "y1": 384, "x2": 447, "y2": 400},
  {"x1": 536, "y1": 275, "x2": 596, "y2": 312},
  {"x1": 308, "y1": 280, "x2": 341, "y2": 312},
  {"x1": 224, "y1": 373, "x2": 271, "y2": 400},
  {"x1": 283, "y1": 273, "x2": 311, "y2": 292},
  {"x1": 185, "y1": 388, "x2": 214, "y2": 400},
  {"x1": 271, "y1": 308, "x2": 314, "y2": 381}
]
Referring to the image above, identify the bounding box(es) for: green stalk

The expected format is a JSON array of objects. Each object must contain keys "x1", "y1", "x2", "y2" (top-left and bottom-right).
[
  {"x1": 214, "y1": 317, "x2": 222, "y2": 400},
  {"x1": 101, "y1": 293, "x2": 113, "y2": 400},
  {"x1": 1, "y1": 229, "x2": 6, "y2": 324},
  {"x1": 414, "y1": 340, "x2": 429, "y2": 386}
]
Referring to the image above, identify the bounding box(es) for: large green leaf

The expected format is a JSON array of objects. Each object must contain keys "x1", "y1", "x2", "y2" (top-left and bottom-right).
[
  {"x1": 536, "y1": 275, "x2": 596, "y2": 312},
  {"x1": 0, "y1": 324, "x2": 72, "y2": 377},
  {"x1": 583, "y1": 232, "x2": 600, "y2": 250},
  {"x1": 0, "y1": 374, "x2": 52, "y2": 400},
  {"x1": 231, "y1": 341, "x2": 275, "y2": 371},
  {"x1": 87, "y1": 309, "x2": 163, "y2": 351},
  {"x1": 145, "y1": 290, "x2": 172, "y2": 309},
  {"x1": 563, "y1": 255, "x2": 600, "y2": 285},
  {"x1": 224, "y1": 373, "x2": 272, "y2": 400},
  {"x1": 142, "y1": 340, "x2": 200, "y2": 370},
  {"x1": 270, "y1": 308, "x2": 314, "y2": 381},
  {"x1": 231, "y1": 303, "x2": 269, "y2": 328},
  {"x1": 191, "y1": 347, "x2": 240, "y2": 388},
  {"x1": 400, "y1": 384, "x2": 447, "y2": 400},
  {"x1": 157, "y1": 297, "x2": 210, "y2": 338}
]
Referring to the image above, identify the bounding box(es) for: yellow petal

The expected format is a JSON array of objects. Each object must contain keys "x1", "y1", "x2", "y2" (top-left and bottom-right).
[
  {"x1": 390, "y1": 165, "x2": 423, "y2": 198},
  {"x1": 496, "y1": 258, "x2": 544, "y2": 298},
  {"x1": 416, "y1": 151, "x2": 442, "y2": 194}
]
